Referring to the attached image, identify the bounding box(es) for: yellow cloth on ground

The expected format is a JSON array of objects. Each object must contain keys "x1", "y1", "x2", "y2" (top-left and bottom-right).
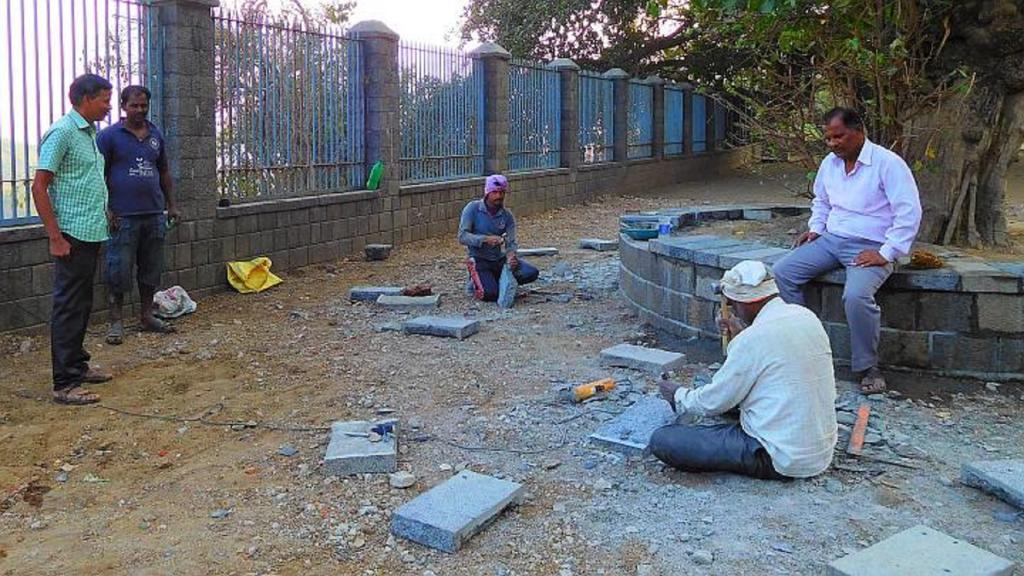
[{"x1": 226, "y1": 257, "x2": 283, "y2": 293}]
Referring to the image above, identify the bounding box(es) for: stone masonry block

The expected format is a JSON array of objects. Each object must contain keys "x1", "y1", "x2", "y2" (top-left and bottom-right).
[
  {"x1": 589, "y1": 396, "x2": 678, "y2": 456},
  {"x1": 826, "y1": 524, "x2": 1014, "y2": 576},
  {"x1": 376, "y1": 294, "x2": 440, "y2": 311},
  {"x1": 916, "y1": 292, "x2": 973, "y2": 332},
  {"x1": 517, "y1": 247, "x2": 559, "y2": 257},
  {"x1": 402, "y1": 316, "x2": 480, "y2": 340},
  {"x1": 349, "y1": 286, "x2": 404, "y2": 302},
  {"x1": 742, "y1": 208, "x2": 773, "y2": 221},
  {"x1": 948, "y1": 260, "x2": 1022, "y2": 293},
  {"x1": 877, "y1": 291, "x2": 917, "y2": 331},
  {"x1": 879, "y1": 329, "x2": 930, "y2": 369},
  {"x1": 975, "y1": 294, "x2": 1024, "y2": 333},
  {"x1": 929, "y1": 333, "x2": 998, "y2": 373},
  {"x1": 691, "y1": 242, "x2": 766, "y2": 267},
  {"x1": 716, "y1": 246, "x2": 790, "y2": 269},
  {"x1": 390, "y1": 470, "x2": 524, "y2": 553},
  {"x1": 658, "y1": 258, "x2": 695, "y2": 295},
  {"x1": 324, "y1": 420, "x2": 398, "y2": 476},
  {"x1": 579, "y1": 238, "x2": 619, "y2": 251},
  {"x1": 599, "y1": 343, "x2": 686, "y2": 375},
  {"x1": 961, "y1": 459, "x2": 1024, "y2": 510}
]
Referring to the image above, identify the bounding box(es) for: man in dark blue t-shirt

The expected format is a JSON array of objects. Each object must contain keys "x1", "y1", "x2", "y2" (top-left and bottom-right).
[{"x1": 96, "y1": 85, "x2": 179, "y2": 344}]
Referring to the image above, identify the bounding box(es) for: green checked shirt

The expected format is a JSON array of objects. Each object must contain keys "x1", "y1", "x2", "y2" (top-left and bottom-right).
[{"x1": 36, "y1": 109, "x2": 109, "y2": 242}]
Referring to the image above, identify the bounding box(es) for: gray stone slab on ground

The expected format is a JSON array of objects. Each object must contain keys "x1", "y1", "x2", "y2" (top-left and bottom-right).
[
  {"x1": 742, "y1": 208, "x2": 773, "y2": 221},
  {"x1": 589, "y1": 396, "x2": 677, "y2": 456},
  {"x1": 827, "y1": 525, "x2": 1014, "y2": 576},
  {"x1": 579, "y1": 238, "x2": 619, "y2": 251},
  {"x1": 599, "y1": 343, "x2": 686, "y2": 375},
  {"x1": 324, "y1": 420, "x2": 398, "y2": 475},
  {"x1": 365, "y1": 243, "x2": 393, "y2": 261},
  {"x1": 349, "y1": 286, "x2": 404, "y2": 302},
  {"x1": 391, "y1": 470, "x2": 524, "y2": 552},
  {"x1": 517, "y1": 247, "x2": 559, "y2": 257},
  {"x1": 376, "y1": 294, "x2": 440, "y2": 311},
  {"x1": 403, "y1": 316, "x2": 480, "y2": 340},
  {"x1": 961, "y1": 459, "x2": 1024, "y2": 509}
]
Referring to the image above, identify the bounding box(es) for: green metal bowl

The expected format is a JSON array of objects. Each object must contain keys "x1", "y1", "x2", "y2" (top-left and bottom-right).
[{"x1": 622, "y1": 227, "x2": 659, "y2": 241}]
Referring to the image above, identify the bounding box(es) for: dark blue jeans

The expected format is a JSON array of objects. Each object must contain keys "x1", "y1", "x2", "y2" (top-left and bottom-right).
[
  {"x1": 470, "y1": 256, "x2": 539, "y2": 301},
  {"x1": 51, "y1": 234, "x2": 100, "y2": 392},
  {"x1": 105, "y1": 213, "x2": 166, "y2": 294},
  {"x1": 650, "y1": 423, "x2": 788, "y2": 480}
]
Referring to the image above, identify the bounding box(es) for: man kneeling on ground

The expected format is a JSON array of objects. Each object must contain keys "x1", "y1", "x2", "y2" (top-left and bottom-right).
[
  {"x1": 652, "y1": 260, "x2": 838, "y2": 480},
  {"x1": 458, "y1": 174, "x2": 539, "y2": 301}
]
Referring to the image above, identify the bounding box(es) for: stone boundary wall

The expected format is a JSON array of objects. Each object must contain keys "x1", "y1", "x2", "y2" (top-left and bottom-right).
[
  {"x1": 619, "y1": 205, "x2": 1024, "y2": 382},
  {"x1": 0, "y1": 149, "x2": 751, "y2": 332}
]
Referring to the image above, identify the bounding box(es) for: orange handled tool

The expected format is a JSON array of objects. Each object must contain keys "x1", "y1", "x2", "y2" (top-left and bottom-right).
[{"x1": 569, "y1": 378, "x2": 616, "y2": 403}]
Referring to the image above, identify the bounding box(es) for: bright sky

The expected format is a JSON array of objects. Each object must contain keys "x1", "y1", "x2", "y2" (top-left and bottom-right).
[{"x1": 350, "y1": 0, "x2": 471, "y2": 47}]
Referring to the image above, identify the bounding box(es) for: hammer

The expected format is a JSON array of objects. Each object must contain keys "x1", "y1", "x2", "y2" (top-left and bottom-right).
[{"x1": 711, "y1": 282, "x2": 731, "y2": 355}]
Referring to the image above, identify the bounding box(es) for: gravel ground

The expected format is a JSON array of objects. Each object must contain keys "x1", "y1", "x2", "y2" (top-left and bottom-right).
[{"x1": 1, "y1": 165, "x2": 1022, "y2": 576}]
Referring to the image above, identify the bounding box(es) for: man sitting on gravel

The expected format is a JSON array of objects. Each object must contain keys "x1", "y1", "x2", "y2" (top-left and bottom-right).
[
  {"x1": 653, "y1": 260, "x2": 838, "y2": 480},
  {"x1": 458, "y1": 174, "x2": 539, "y2": 302}
]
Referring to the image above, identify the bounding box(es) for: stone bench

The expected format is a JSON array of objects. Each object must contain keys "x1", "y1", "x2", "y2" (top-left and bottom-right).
[{"x1": 618, "y1": 205, "x2": 1024, "y2": 382}]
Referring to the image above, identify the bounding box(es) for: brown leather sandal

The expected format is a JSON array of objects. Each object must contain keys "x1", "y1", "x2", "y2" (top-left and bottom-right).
[{"x1": 52, "y1": 387, "x2": 100, "y2": 405}]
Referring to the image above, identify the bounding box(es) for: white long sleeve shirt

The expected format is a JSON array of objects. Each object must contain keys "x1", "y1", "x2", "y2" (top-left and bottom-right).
[
  {"x1": 808, "y1": 139, "x2": 922, "y2": 262},
  {"x1": 674, "y1": 298, "x2": 838, "y2": 478}
]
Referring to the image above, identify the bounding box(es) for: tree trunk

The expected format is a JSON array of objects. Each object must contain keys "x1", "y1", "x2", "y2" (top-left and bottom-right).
[{"x1": 904, "y1": 85, "x2": 1024, "y2": 247}]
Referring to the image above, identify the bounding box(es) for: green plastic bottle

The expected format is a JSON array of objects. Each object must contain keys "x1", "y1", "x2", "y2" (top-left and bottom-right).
[{"x1": 366, "y1": 161, "x2": 384, "y2": 190}]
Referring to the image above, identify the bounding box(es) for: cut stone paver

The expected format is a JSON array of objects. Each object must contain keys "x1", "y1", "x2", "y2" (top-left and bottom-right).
[
  {"x1": 349, "y1": 286, "x2": 404, "y2": 302},
  {"x1": 579, "y1": 238, "x2": 619, "y2": 251},
  {"x1": 402, "y1": 316, "x2": 480, "y2": 340},
  {"x1": 742, "y1": 208, "x2": 773, "y2": 221},
  {"x1": 324, "y1": 420, "x2": 398, "y2": 476},
  {"x1": 589, "y1": 396, "x2": 677, "y2": 456},
  {"x1": 376, "y1": 294, "x2": 440, "y2": 311},
  {"x1": 599, "y1": 343, "x2": 686, "y2": 375},
  {"x1": 390, "y1": 470, "x2": 524, "y2": 552},
  {"x1": 827, "y1": 525, "x2": 1014, "y2": 576},
  {"x1": 961, "y1": 459, "x2": 1024, "y2": 509},
  {"x1": 517, "y1": 247, "x2": 559, "y2": 257}
]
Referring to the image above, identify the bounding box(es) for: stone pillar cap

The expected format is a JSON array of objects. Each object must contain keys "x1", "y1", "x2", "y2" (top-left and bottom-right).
[
  {"x1": 469, "y1": 42, "x2": 512, "y2": 59},
  {"x1": 349, "y1": 20, "x2": 399, "y2": 40},
  {"x1": 643, "y1": 75, "x2": 666, "y2": 85},
  {"x1": 547, "y1": 58, "x2": 580, "y2": 71},
  {"x1": 602, "y1": 68, "x2": 630, "y2": 79}
]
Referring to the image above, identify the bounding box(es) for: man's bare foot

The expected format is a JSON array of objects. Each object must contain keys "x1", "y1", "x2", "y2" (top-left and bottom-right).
[{"x1": 859, "y1": 367, "x2": 886, "y2": 394}]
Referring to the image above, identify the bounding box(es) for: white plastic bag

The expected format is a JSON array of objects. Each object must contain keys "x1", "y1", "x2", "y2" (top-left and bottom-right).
[{"x1": 153, "y1": 285, "x2": 197, "y2": 319}]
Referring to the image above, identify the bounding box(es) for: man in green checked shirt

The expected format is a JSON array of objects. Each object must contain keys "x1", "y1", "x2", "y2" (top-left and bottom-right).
[{"x1": 31, "y1": 74, "x2": 115, "y2": 405}]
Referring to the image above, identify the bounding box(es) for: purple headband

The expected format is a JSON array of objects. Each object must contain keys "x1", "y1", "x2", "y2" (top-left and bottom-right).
[{"x1": 484, "y1": 174, "x2": 508, "y2": 196}]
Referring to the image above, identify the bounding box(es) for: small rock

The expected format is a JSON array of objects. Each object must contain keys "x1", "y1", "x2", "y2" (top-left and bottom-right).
[
  {"x1": 771, "y1": 542, "x2": 794, "y2": 554},
  {"x1": 351, "y1": 537, "x2": 366, "y2": 549},
  {"x1": 836, "y1": 412, "x2": 857, "y2": 426},
  {"x1": 594, "y1": 478, "x2": 614, "y2": 491},
  {"x1": 439, "y1": 463, "x2": 453, "y2": 472},
  {"x1": 389, "y1": 471, "x2": 416, "y2": 489},
  {"x1": 825, "y1": 479, "x2": 843, "y2": 494},
  {"x1": 210, "y1": 508, "x2": 231, "y2": 519},
  {"x1": 691, "y1": 549, "x2": 714, "y2": 565},
  {"x1": 985, "y1": 382, "x2": 1000, "y2": 392},
  {"x1": 543, "y1": 460, "x2": 561, "y2": 470},
  {"x1": 55, "y1": 472, "x2": 69, "y2": 483},
  {"x1": 583, "y1": 459, "x2": 598, "y2": 470},
  {"x1": 277, "y1": 444, "x2": 299, "y2": 457},
  {"x1": 994, "y1": 511, "x2": 1020, "y2": 523},
  {"x1": 367, "y1": 432, "x2": 383, "y2": 443},
  {"x1": 864, "y1": 433, "x2": 883, "y2": 445},
  {"x1": 636, "y1": 563, "x2": 654, "y2": 576},
  {"x1": 19, "y1": 339, "x2": 32, "y2": 354}
]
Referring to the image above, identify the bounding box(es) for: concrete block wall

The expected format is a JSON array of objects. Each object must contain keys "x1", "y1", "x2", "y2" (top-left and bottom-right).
[
  {"x1": 619, "y1": 207, "x2": 1024, "y2": 381},
  {"x1": 0, "y1": 1, "x2": 752, "y2": 333}
]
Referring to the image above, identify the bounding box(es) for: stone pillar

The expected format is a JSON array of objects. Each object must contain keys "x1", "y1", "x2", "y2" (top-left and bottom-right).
[
  {"x1": 350, "y1": 21, "x2": 400, "y2": 197},
  {"x1": 681, "y1": 83, "x2": 694, "y2": 156},
  {"x1": 471, "y1": 43, "x2": 512, "y2": 176},
  {"x1": 548, "y1": 58, "x2": 580, "y2": 170},
  {"x1": 604, "y1": 68, "x2": 630, "y2": 162},
  {"x1": 645, "y1": 75, "x2": 666, "y2": 160},
  {"x1": 151, "y1": 0, "x2": 219, "y2": 223},
  {"x1": 709, "y1": 96, "x2": 719, "y2": 151}
]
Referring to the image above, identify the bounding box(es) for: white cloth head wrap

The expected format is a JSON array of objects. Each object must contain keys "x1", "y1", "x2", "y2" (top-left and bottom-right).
[{"x1": 720, "y1": 260, "x2": 779, "y2": 303}]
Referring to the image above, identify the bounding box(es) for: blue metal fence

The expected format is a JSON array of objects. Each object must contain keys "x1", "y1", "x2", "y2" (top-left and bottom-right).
[
  {"x1": 507, "y1": 60, "x2": 560, "y2": 172},
  {"x1": 1, "y1": 0, "x2": 158, "y2": 227},
  {"x1": 578, "y1": 72, "x2": 614, "y2": 164},
  {"x1": 664, "y1": 87, "x2": 685, "y2": 156},
  {"x1": 714, "y1": 98, "x2": 727, "y2": 148},
  {"x1": 627, "y1": 81, "x2": 653, "y2": 159},
  {"x1": 692, "y1": 93, "x2": 707, "y2": 153},
  {"x1": 213, "y1": 9, "x2": 364, "y2": 200},
  {"x1": 399, "y1": 43, "x2": 484, "y2": 182}
]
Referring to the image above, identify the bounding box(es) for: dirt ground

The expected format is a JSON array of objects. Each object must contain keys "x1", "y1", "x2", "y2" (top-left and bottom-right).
[{"x1": 1, "y1": 164, "x2": 1022, "y2": 576}]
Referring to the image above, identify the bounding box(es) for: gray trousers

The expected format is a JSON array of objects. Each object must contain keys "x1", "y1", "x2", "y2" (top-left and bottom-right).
[{"x1": 772, "y1": 232, "x2": 893, "y2": 372}]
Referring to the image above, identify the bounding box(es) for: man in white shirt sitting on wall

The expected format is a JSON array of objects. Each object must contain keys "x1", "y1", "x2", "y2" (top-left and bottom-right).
[
  {"x1": 653, "y1": 260, "x2": 838, "y2": 480},
  {"x1": 773, "y1": 107, "x2": 922, "y2": 394}
]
